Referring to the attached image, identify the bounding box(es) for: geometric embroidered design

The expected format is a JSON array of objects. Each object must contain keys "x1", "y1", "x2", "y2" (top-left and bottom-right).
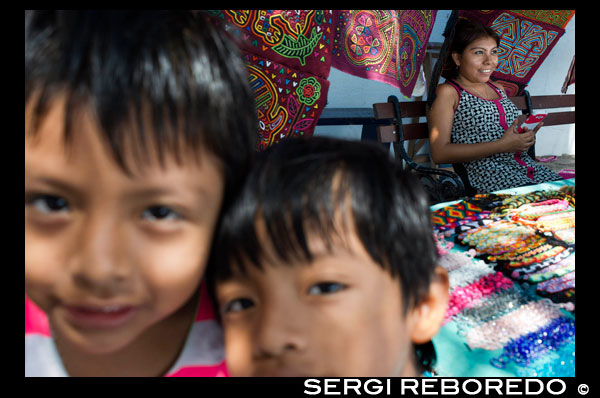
[
  {"x1": 205, "y1": 10, "x2": 335, "y2": 149},
  {"x1": 491, "y1": 12, "x2": 560, "y2": 79},
  {"x1": 245, "y1": 52, "x2": 329, "y2": 151},
  {"x1": 332, "y1": 10, "x2": 437, "y2": 97}
]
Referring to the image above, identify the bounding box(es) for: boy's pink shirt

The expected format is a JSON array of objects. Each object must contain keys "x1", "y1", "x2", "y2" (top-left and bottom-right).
[{"x1": 25, "y1": 282, "x2": 229, "y2": 377}]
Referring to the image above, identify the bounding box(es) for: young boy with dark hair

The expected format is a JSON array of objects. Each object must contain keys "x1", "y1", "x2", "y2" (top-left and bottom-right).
[
  {"x1": 25, "y1": 10, "x2": 257, "y2": 376},
  {"x1": 207, "y1": 136, "x2": 450, "y2": 377}
]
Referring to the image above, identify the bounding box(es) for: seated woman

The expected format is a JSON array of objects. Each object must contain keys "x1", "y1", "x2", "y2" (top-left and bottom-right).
[{"x1": 428, "y1": 18, "x2": 561, "y2": 193}]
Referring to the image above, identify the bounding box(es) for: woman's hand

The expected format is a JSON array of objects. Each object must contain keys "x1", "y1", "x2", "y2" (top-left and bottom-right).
[{"x1": 498, "y1": 119, "x2": 542, "y2": 153}]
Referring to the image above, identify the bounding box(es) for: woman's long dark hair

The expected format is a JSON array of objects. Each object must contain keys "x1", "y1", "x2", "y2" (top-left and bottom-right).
[{"x1": 441, "y1": 17, "x2": 501, "y2": 80}]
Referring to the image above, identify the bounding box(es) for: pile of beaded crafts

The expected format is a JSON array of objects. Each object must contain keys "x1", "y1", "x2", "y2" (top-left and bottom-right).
[
  {"x1": 454, "y1": 191, "x2": 575, "y2": 305},
  {"x1": 433, "y1": 186, "x2": 575, "y2": 377}
]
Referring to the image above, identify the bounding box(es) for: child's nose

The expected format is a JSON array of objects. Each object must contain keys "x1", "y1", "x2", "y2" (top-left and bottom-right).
[
  {"x1": 252, "y1": 299, "x2": 308, "y2": 360},
  {"x1": 70, "y1": 215, "x2": 132, "y2": 296}
]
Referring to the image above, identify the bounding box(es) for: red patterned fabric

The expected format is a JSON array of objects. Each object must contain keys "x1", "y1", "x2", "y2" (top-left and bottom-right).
[
  {"x1": 206, "y1": 10, "x2": 334, "y2": 149},
  {"x1": 245, "y1": 52, "x2": 329, "y2": 150},
  {"x1": 205, "y1": 10, "x2": 440, "y2": 147},
  {"x1": 332, "y1": 10, "x2": 437, "y2": 98}
]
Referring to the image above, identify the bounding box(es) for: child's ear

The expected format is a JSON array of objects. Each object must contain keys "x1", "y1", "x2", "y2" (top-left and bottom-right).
[{"x1": 408, "y1": 266, "x2": 450, "y2": 344}]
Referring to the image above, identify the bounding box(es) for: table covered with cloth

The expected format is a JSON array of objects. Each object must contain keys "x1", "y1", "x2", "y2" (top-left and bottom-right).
[{"x1": 430, "y1": 178, "x2": 575, "y2": 377}]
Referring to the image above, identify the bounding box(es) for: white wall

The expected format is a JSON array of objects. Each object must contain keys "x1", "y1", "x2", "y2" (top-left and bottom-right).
[{"x1": 314, "y1": 10, "x2": 575, "y2": 156}]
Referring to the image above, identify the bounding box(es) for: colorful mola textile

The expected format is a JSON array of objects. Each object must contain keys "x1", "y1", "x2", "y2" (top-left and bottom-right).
[
  {"x1": 245, "y1": 52, "x2": 329, "y2": 150},
  {"x1": 206, "y1": 10, "x2": 335, "y2": 149},
  {"x1": 332, "y1": 10, "x2": 437, "y2": 98},
  {"x1": 459, "y1": 10, "x2": 569, "y2": 96},
  {"x1": 509, "y1": 10, "x2": 575, "y2": 29}
]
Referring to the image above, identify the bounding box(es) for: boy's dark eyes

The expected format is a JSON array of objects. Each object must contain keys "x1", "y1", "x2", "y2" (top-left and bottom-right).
[
  {"x1": 307, "y1": 282, "x2": 346, "y2": 295},
  {"x1": 141, "y1": 206, "x2": 181, "y2": 221},
  {"x1": 223, "y1": 297, "x2": 255, "y2": 314},
  {"x1": 26, "y1": 194, "x2": 69, "y2": 214},
  {"x1": 26, "y1": 194, "x2": 180, "y2": 222},
  {"x1": 221, "y1": 282, "x2": 346, "y2": 314}
]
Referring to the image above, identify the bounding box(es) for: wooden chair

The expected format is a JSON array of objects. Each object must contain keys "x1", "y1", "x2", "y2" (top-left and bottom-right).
[{"x1": 373, "y1": 95, "x2": 466, "y2": 204}]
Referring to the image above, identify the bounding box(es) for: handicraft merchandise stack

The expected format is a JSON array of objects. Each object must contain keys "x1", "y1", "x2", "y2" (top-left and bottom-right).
[{"x1": 433, "y1": 187, "x2": 575, "y2": 376}]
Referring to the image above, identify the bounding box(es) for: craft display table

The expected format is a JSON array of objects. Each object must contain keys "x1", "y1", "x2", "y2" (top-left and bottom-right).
[{"x1": 431, "y1": 179, "x2": 575, "y2": 377}]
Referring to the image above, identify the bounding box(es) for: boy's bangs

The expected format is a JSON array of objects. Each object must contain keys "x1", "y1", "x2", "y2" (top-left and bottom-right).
[
  {"x1": 26, "y1": 87, "x2": 212, "y2": 176},
  {"x1": 216, "y1": 170, "x2": 358, "y2": 279}
]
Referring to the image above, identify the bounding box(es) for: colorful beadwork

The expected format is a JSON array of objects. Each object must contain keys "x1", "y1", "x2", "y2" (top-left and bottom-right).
[
  {"x1": 524, "y1": 259, "x2": 575, "y2": 283},
  {"x1": 453, "y1": 285, "x2": 536, "y2": 336},
  {"x1": 536, "y1": 272, "x2": 575, "y2": 294},
  {"x1": 458, "y1": 220, "x2": 537, "y2": 255},
  {"x1": 434, "y1": 186, "x2": 574, "y2": 376},
  {"x1": 465, "y1": 299, "x2": 564, "y2": 350},
  {"x1": 490, "y1": 190, "x2": 574, "y2": 217},
  {"x1": 490, "y1": 316, "x2": 575, "y2": 368},
  {"x1": 509, "y1": 250, "x2": 574, "y2": 279},
  {"x1": 445, "y1": 272, "x2": 514, "y2": 321}
]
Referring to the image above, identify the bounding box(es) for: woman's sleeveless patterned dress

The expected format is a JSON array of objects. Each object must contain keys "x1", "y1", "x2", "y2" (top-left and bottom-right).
[{"x1": 447, "y1": 79, "x2": 561, "y2": 193}]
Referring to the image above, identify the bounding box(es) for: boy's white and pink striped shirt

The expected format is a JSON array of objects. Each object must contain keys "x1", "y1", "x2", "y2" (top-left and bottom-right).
[{"x1": 25, "y1": 282, "x2": 228, "y2": 377}]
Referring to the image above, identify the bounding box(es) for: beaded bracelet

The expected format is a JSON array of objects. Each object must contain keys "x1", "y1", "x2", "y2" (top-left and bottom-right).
[
  {"x1": 465, "y1": 299, "x2": 564, "y2": 350},
  {"x1": 453, "y1": 218, "x2": 497, "y2": 236},
  {"x1": 439, "y1": 250, "x2": 476, "y2": 272},
  {"x1": 486, "y1": 235, "x2": 548, "y2": 262},
  {"x1": 491, "y1": 190, "x2": 574, "y2": 217},
  {"x1": 500, "y1": 243, "x2": 554, "y2": 262},
  {"x1": 515, "y1": 341, "x2": 575, "y2": 377},
  {"x1": 444, "y1": 272, "x2": 514, "y2": 321},
  {"x1": 511, "y1": 199, "x2": 571, "y2": 221},
  {"x1": 508, "y1": 249, "x2": 574, "y2": 279},
  {"x1": 536, "y1": 211, "x2": 575, "y2": 233},
  {"x1": 448, "y1": 259, "x2": 495, "y2": 288},
  {"x1": 459, "y1": 221, "x2": 537, "y2": 256},
  {"x1": 502, "y1": 245, "x2": 567, "y2": 268},
  {"x1": 490, "y1": 316, "x2": 575, "y2": 369},
  {"x1": 511, "y1": 255, "x2": 573, "y2": 281},
  {"x1": 553, "y1": 227, "x2": 575, "y2": 245},
  {"x1": 536, "y1": 272, "x2": 575, "y2": 294},
  {"x1": 452, "y1": 286, "x2": 535, "y2": 336},
  {"x1": 524, "y1": 260, "x2": 575, "y2": 284}
]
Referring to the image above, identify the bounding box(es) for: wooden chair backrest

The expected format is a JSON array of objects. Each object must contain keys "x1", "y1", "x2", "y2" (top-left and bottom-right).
[{"x1": 372, "y1": 94, "x2": 575, "y2": 144}]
